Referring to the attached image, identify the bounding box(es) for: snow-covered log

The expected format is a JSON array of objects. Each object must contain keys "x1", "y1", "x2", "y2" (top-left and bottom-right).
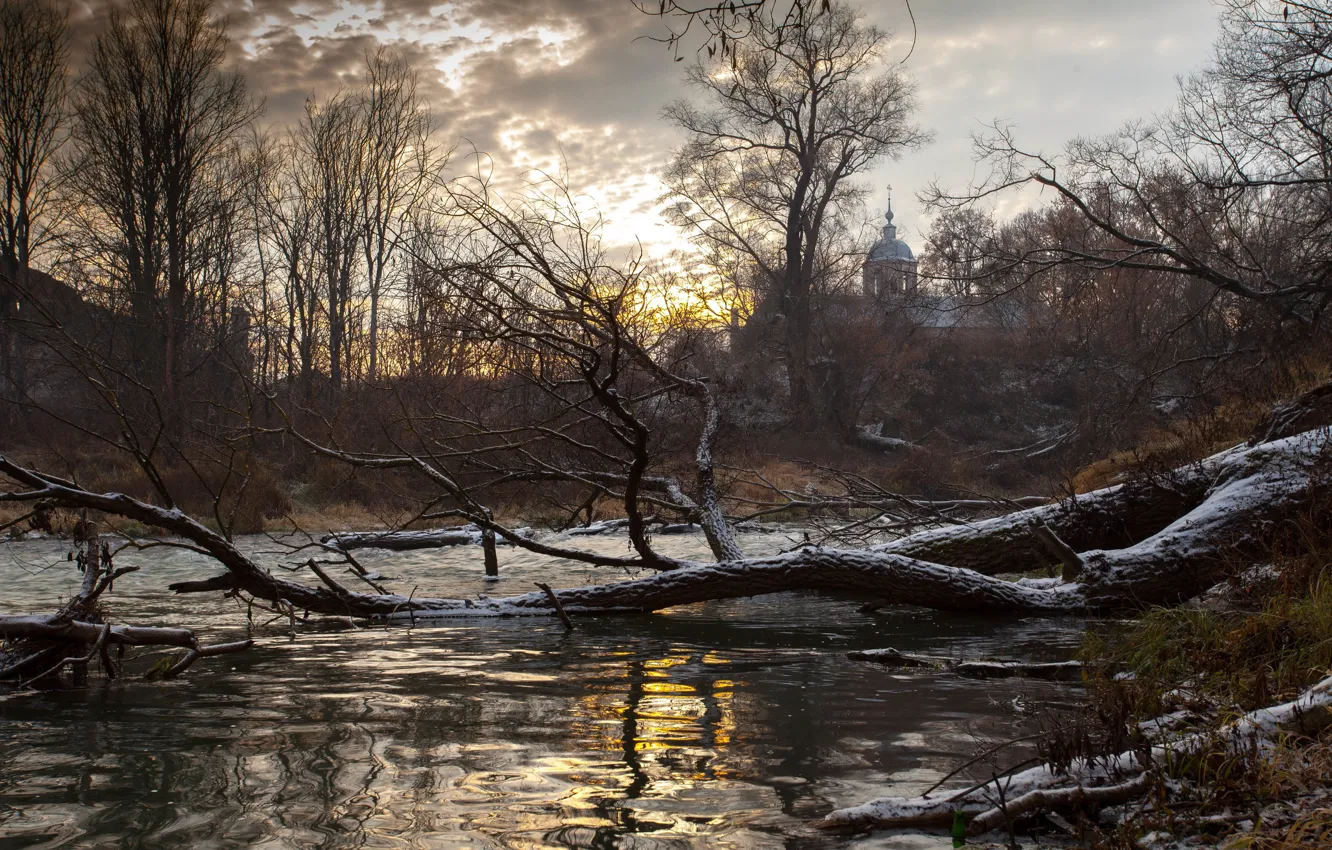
[
  {"x1": 4, "y1": 430, "x2": 1327, "y2": 621},
  {"x1": 564, "y1": 518, "x2": 632, "y2": 536},
  {"x1": 855, "y1": 423, "x2": 915, "y2": 452},
  {"x1": 872, "y1": 436, "x2": 1262, "y2": 575},
  {"x1": 322, "y1": 525, "x2": 534, "y2": 551},
  {"x1": 819, "y1": 670, "x2": 1332, "y2": 835}
]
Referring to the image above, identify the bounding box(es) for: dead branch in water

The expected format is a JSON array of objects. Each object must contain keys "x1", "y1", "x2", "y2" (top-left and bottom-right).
[
  {"x1": 0, "y1": 519, "x2": 254, "y2": 688},
  {"x1": 846, "y1": 647, "x2": 1086, "y2": 681}
]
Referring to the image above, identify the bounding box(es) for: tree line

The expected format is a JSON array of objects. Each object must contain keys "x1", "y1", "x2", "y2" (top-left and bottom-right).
[{"x1": 0, "y1": 0, "x2": 1329, "y2": 496}]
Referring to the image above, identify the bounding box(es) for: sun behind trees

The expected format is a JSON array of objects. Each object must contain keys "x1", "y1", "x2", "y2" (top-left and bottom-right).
[{"x1": 5, "y1": 0, "x2": 1332, "y2": 845}]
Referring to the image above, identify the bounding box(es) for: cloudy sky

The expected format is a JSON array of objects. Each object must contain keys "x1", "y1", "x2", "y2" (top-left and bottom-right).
[{"x1": 69, "y1": 0, "x2": 1224, "y2": 255}]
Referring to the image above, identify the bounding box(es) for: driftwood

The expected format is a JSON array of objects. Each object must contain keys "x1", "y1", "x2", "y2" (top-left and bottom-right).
[
  {"x1": 0, "y1": 526, "x2": 253, "y2": 686},
  {"x1": 847, "y1": 648, "x2": 1086, "y2": 681},
  {"x1": 322, "y1": 525, "x2": 534, "y2": 552},
  {"x1": 0, "y1": 615, "x2": 253, "y2": 683}
]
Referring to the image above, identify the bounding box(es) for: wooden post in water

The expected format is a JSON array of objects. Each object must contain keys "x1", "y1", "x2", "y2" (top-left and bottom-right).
[{"x1": 482, "y1": 529, "x2": 499, "y2": 578}]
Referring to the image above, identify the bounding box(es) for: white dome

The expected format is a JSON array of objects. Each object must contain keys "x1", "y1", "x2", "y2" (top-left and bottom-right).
[
  {"x1": 867, "y1": 233, "x2": 915, "y2": 263},
  {"x1": 866, "y1": 202, "x2": 915, "y2": 264}
]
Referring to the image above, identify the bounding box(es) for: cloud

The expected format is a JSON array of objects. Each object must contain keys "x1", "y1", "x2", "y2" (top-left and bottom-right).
[
  {"x1": 64, "y1": 0, "x2": 1222, "y2": 253},
  {"x1": 859, "y1": 0, "x2": 1219, "y2": 241}
]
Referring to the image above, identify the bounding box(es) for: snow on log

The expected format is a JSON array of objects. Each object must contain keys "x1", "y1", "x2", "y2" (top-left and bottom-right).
[
  {"x1": 322, "y1": 525, "x2": 534, "y2": 551},
  {"x1": 819, "y1": 670, "x2": 1332, "y2": 835},
  {"x1": 6, "y1": 429, "x2": 1328, "y2": 623},
  {"x1": 1074, "y1": 429, "x2": 1328, "y2": 607},
  {"x1": 872, "y1": 431, "x2": 1308, "y2": 576},
  {"x1": 564, "y1": 518, "x2": 631, "y2": 536},
  {"x1": 856, "y1": 423, "x2": 915, "y2": 452}
]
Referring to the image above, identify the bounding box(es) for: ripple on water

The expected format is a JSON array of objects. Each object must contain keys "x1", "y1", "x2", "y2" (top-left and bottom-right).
[{"x1": 1, "y1": 531, "x2": 1088, "y2": 848}]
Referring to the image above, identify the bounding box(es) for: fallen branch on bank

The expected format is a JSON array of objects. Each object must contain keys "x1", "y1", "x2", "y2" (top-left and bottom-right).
[
  {"x1": 847, "y1": 647, "x2": 1086, "y2": 681},
  {"x1": 818, "y1": 670, "x2": 1332, "y2": 836}
]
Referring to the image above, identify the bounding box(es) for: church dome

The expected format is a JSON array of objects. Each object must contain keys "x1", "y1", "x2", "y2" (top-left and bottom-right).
[{"x1": 866, "y1": 199, "x2": 915, "y2": 263}]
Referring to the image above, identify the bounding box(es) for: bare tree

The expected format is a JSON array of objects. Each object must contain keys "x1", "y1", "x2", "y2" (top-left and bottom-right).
[
  {"x1": 0, "y1": 0, "x2": 69, "y2": 415},
  {"x1": 0, "y1": 0, "x2": 68, "y2": 280},
  {"x1": 292, "y1": 91, "x2": 364, "y2": 395},
  {"x1": 62, "y1": 0, "x2": 258, "y2": 410},
  {"x1": 358, "y1": 48, "x2": 439, "y2": 383},
  {"x1": 663, "y1": 0, "x2": 927, "y2": 427},
  {"x1": 926, "y1": 0, "x2": 1332, "y2": 326},
  {"x1": 254, "y1": 131, "x2": 322, "y2": 398}
]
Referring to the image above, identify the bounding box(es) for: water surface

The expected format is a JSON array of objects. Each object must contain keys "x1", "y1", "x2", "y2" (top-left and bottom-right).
[{"x1": 0, "y1": 530, "x2": 1084, "y2": 849}]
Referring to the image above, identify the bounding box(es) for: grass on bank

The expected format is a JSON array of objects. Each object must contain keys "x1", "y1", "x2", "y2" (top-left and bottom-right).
[{"x1": 1066, "y1": 483, "x2": 1332, "y2": 849}]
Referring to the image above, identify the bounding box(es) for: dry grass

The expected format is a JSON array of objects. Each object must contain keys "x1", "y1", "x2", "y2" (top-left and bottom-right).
[
  {"x1": 1247, "y1": 808, "x2": 1332, "y2": 849},
  {"x1": 1068, "y1": 477, "x2": 1332, "y2": 848},
  {"x1": 1071, "y1": 368, "x2": 1332, "y2": 494}
]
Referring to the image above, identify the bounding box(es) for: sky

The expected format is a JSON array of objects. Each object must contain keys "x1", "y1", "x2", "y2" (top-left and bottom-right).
[{"x1": 66, "y1": 0, "x2": 1224, "y2": 257}]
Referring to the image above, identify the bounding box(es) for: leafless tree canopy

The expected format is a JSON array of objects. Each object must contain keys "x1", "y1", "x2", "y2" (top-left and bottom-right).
[
  {"x1": 663, "y1": 1, "x2": 927, "y2": 428},
  {"x1": 927, "y1": 0, "x2": 1332, "y2": 323},
  {"x1": 61, "y1": 0, "x2": 257, "y2": 413},
  {"x1": 0, "y1": 0, "x2": 68, "y2": 277}
]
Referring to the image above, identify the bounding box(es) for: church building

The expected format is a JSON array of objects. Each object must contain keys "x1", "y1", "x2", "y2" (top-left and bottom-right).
[{"x1": 862, "y1": 191, "x2": 917, "y2": 298}]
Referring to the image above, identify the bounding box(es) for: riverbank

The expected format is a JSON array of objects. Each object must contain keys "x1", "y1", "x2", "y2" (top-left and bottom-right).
[{"x1": 992, "y1": 489, "x2": 1332, "y2": 849}]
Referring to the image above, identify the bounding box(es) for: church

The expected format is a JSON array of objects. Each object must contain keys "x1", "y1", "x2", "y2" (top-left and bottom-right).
[
  {"x1": 862, "y1": 191, "x2": 918, "y2": 298},
  {"x1": 857, "y1": 188, "x2": 1025, "y2": 335}
]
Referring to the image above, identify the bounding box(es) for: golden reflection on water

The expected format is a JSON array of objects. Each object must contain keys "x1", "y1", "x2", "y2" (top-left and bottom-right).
[
  {"x1": 0, "y1": 535, "x2": 1086, "y2": 848},
  {"x1": 572, "y1": 650, "x2": 739, "y2": 772}
]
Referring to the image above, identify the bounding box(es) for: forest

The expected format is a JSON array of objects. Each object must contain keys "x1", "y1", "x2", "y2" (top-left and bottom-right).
[{"x1": 4, "y1": 0, "x2": 1332, "y2": 847}]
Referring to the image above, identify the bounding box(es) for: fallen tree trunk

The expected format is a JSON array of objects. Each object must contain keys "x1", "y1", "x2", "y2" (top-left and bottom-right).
[
  {"x1": 818, "y1": 669, "x2": 1332, "y2": 836},
  {"x1": 890, "y1": 395, "x2": 1330, "y2": 579},
  {"x1": 875, "y1": 468, "x2": 1214, "y2": 576},
  {"x1": 374, "y1": 428, "x2": 1332, "y2": 619},
  {"x1": 323, "y1": 526, "x2": 534, "y2": 552},
  {"x1": 5, "y1": 429, "x2": 1328, "y2": 621}
]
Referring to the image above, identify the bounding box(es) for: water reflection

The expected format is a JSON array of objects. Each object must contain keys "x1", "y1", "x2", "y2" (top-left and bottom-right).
[{"x1": 1, "y1": 533, "x2": 1086, "y2": 848}]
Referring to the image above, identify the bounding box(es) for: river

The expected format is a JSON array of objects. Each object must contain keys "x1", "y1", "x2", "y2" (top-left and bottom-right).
[{"x1": 0, "y1": 529, "x2": 1086, "y2": 849}]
